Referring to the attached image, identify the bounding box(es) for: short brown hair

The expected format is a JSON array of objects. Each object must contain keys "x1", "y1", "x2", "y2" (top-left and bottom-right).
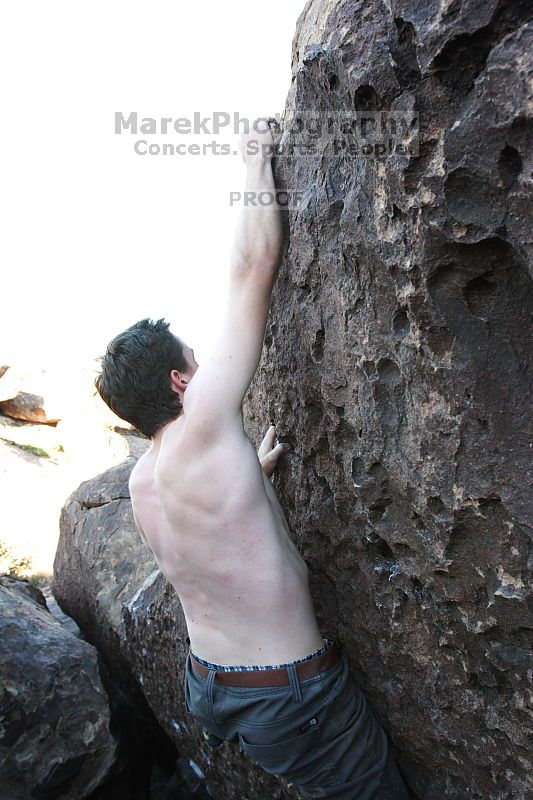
[{"x1": 95, "y1": 318, "x2": 187, "y2": 438}]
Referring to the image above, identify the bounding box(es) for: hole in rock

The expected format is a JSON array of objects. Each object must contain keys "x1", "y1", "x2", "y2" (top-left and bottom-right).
[
  {"x1": 351, "y1": 457, "x2": 366, "y2": 484},
  {"x1": 373, "y1": 536, "x2": 395, "y2": 559},
  {"x1": 432, "y1": 28, "x2": 494, "y2": 93},
  {"x1": 427, "y1": 496, "x2": 447, "y2": 517},
  {"x1": 312, "y1": 328, "x2": 325, "y2": 362},
  {"x1": 377, "y1": 358, "x2": 401, "y2": 386},
  {"x1": 353, "y1": 84, "x2": 379, "y2": 112},
  {"x1": 368, "y1": 499, "x2": 392, "y2": 524},
  {"x1": 498, "y1": 144, "x2": 522, "y2": 191},
  {"x1": 392, "y1": 18, "x2": 421, "y2": 89},
  {"x1": 393, "y1": 308, "x2": 410, "y2": 339},
  {"x1": 463, "y1": 273, "x2": 497, "y2": 319}
]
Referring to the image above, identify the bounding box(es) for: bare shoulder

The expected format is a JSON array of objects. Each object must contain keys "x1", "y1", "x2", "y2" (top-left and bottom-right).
[
  {"x1": 155, "y1": 410, "x2": 260, "y2": 499},
  {"x1": 156, "y1": 409, "x2": 242, "y2": 468},
  {"x1": 128, "y1": 449, "x2": 149, "y2": 492},
  {"x1": 127, "y1": 454, "x2": 152, "y2": 546}
]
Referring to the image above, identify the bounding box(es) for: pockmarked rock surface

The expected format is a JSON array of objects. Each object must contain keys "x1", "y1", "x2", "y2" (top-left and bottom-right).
[
  {"x1": 0, "y1": 575, "x2": 117, "y2": 800},
  {"x1": 241, "y1": 1, "x2": 533, "y2": 799}
]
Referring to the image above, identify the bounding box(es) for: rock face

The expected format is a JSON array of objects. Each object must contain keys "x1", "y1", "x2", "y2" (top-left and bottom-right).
[
  {"x1": 0, "y1": 575, "x2": 117, "y2": 800},
  {"x1": 241, "y1": 1, "x2": 533, "y2": 799}
]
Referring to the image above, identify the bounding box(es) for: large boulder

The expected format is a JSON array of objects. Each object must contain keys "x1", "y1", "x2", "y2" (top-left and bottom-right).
[
  {"x1": 242, "y1": 1, "x2": 533, "y2": 799},
  {"x1": 0, "y1": 575, "x2": 118, "y2": 800}
]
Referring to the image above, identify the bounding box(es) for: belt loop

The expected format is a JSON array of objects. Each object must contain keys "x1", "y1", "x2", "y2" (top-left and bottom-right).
[
  {"x1": 287, "y1": 664, "x2": 303, "y2": 703},
  {"x1": 206, "y1": 669, "x2": 217, "y2": 715},
  {"x1": 205, "y1": 669, "x2": 224, "y2": 739}
]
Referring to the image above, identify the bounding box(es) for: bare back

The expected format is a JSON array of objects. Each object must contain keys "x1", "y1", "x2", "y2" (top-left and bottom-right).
[{"x1": 129, "y1": 413, "x2": 324, "y2": 665}]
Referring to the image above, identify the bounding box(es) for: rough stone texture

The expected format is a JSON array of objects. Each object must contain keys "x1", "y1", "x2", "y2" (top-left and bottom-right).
[
  {"x1": 240, "y1": 1, "x2": 533, "y2": 799},
  {"x1": 0, "y1": 575, "x2": 117, "y2": 800}
]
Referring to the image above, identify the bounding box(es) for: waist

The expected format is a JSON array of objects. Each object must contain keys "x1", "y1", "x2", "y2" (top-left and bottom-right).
[
  {"x1": 183, "y1": 602, "x2": 324, "y2": 665},
  {"x1": 188, "y1": 636, "x2": 342, "y2": 687}
]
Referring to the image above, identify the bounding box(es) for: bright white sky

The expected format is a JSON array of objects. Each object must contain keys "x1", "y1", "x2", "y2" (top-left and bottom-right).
[{"x1": 0, "y1": 1, "x2": 305, "y2": 368}]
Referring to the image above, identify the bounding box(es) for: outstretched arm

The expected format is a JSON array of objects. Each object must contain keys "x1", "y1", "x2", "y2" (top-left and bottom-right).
[
  {"x1": 230, "y1": 120, "x2": 284, "y2": 276},
  {"x1": 183, "y1": 119, "x2": 284, "y2": 437}
]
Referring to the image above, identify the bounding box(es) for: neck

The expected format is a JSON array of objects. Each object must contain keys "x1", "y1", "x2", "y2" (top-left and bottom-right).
[{"x1": 151, "y1": 414, "x2": 183, "y2": 447}]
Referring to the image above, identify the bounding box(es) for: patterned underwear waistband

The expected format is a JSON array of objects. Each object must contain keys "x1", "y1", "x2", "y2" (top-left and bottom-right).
[{"x1": 189, "y1": 637, "x2": 334, "y2": 672}]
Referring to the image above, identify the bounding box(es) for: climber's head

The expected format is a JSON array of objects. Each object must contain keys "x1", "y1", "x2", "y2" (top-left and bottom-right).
[{"x1": 95, "y1": 317, "x2": 198, "y2": 439}]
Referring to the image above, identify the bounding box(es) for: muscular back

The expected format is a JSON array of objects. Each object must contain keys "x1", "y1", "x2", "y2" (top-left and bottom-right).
[{"x1": 129, "y1": 412, "x2": 323, "y2": 665}]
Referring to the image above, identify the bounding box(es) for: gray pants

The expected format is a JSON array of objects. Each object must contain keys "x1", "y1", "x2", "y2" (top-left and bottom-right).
[{"x1": 183, "y1": 641, "x2": 410, "y2": 799}]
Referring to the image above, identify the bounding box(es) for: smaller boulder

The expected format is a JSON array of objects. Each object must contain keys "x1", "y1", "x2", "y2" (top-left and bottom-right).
[
  {"x1": 0, "y1": 575, "x2": 118, "y2": 800},
  {"x1": 0, "y1": 366, "x2": 63, "y2": 423},
  {"x1": 0, "y1": 391, "x2": 54, "y2": 424}
]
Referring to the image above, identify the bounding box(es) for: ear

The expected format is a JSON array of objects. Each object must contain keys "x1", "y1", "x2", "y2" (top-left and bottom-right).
[{"x1": 169, "y1": 369, "x2": 188, "y2": 392}]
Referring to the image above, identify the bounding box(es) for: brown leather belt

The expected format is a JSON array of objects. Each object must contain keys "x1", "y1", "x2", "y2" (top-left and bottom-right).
[{"x1": 189, "y1": 640, "x2": 341, "y2": 687}]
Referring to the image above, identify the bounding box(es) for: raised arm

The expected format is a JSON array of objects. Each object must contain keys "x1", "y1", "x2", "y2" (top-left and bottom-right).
[
  {"x1": 229, "y1": 121, "x2": 283, "y2": 281},
  {"x1": 182, "y1": 119, "x2": 284, "y2": 438}
]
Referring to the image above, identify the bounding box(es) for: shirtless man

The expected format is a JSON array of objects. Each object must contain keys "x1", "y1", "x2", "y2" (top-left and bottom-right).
[{"x1": 95, "y1": 118, "x2": 410, "y2": 799}]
